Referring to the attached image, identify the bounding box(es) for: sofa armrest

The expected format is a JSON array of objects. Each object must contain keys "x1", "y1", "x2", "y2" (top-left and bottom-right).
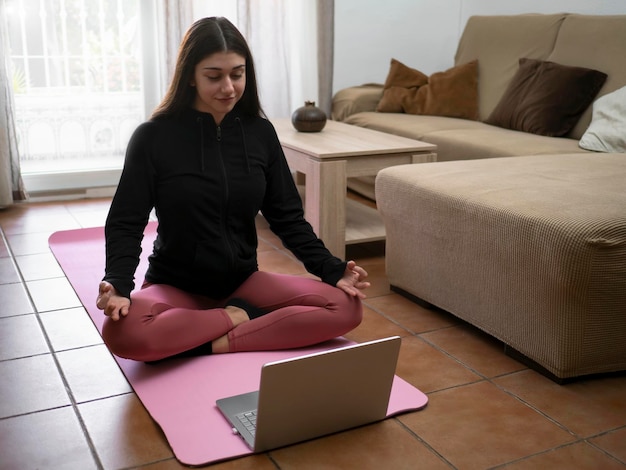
[{"x1": 331, "y1": 84, "x2": 383, "y2": 121}]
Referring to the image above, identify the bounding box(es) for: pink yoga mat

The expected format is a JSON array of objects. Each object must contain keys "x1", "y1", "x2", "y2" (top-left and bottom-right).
[{"x1": 49, "y1": 224, "x2": 428, "y2": 466}]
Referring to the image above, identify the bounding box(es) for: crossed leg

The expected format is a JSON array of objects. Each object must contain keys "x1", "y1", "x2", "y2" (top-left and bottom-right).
[
  {"x1": 102, "y1": 271, "x2": 362, "y2": 362},
  {"x1": 223, "y1": 271, "x2": 362, "y2": 352}
]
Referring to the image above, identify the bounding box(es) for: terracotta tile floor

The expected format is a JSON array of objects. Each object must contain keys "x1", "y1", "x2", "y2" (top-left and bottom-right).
[{"x1": 1, "y1": 197, "x2": 625, "y2": 470}]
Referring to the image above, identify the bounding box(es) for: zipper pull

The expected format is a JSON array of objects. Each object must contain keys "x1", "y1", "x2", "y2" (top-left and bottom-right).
[{"x1": 217, "y1": 126, "x2": 221, "y2": 141}]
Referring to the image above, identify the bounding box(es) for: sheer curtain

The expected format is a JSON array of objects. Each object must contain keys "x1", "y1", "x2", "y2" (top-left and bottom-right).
[
  {"x1": 240, "y1": 0, "x2": 334, "y2": 118},
  {"x1": 0, "y1": 0, "x2": 27, "y2": 207},
  {"x1": 157, "y1": 0, "x2": 194, "y2": 99},
  {"x1": 237, "y1": 0, "x2": 292, "y2": 118}
]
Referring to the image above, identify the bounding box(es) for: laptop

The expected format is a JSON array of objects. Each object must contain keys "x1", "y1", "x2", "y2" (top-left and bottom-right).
[{"x1": 216, "y1": 336, "x2": 401, "y2": 452}]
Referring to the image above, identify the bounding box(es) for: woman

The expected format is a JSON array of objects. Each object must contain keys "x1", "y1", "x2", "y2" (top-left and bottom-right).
[{"x1": 96, "y1": 17, "x2": 368, "y2": 362}]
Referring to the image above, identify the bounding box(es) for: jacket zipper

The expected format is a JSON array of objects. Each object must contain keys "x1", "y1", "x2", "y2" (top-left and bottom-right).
[{"x1": 216, "y1": 124, "x2": 237, "y2": 270}]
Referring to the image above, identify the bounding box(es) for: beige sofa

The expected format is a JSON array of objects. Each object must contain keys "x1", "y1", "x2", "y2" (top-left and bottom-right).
[
  {"x1": 332, "y1": 13, "x2": 626, "y2": 200},
  {"x1": 333, "y1": 14, "x2": 626, "y2": 381}
]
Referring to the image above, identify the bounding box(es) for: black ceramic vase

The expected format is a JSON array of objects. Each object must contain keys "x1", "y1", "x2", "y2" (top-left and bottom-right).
[{"x1": 291, "y1": 101, "x2": 327, "y2": 132}]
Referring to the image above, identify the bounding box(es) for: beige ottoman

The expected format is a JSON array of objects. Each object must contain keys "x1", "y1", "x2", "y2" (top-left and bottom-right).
[{"x1": 376, "y1": 153, "x2": 626, "y2": 381}]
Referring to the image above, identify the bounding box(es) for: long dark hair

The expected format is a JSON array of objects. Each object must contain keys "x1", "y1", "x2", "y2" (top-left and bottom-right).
[{"x1": 151, "y1": 17, "x2": 264, "y2": 119}]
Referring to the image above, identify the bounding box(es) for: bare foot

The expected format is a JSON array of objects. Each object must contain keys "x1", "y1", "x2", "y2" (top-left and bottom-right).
[
  {"x1": 212, "y1": 335, "x2": 229, "y2": 354},
  {"x1": 224, "y1": 305, "x2": 249, "y2": 326},
  {"x1": 213, "y1": 306, "x2": 250, "y2": 353}
]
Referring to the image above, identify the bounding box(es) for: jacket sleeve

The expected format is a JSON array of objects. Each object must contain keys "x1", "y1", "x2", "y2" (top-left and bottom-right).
[
  {"x1": 260, "y1": 123, "x2": 347, "y2": 286},
  {"x1": 102, "y1": 123, "x2": 157, "y2": 299}
]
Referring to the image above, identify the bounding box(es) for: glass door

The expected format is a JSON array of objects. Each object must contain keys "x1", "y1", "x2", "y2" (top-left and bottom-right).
[{"x1": 6, "y1": 0, "x2": 147, "y2": 193}]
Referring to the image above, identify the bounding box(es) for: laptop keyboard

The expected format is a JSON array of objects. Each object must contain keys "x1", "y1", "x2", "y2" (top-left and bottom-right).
[{"x1": 236, "y1": 410, "x2": 257, "y2": 436}]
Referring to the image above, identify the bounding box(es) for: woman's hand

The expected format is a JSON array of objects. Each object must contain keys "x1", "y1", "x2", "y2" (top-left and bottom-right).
[
  {"x1": 96, "y1": 281, "x2": 130, "y2": 321},
  {"x1": 336, "y1": 260, "x2": 370, "y2": 299}
]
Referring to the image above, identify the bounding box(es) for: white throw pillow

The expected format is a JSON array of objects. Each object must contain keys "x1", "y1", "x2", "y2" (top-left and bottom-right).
[{"x1": 579, "y1": 85, "x2": 626, "y2": 153}]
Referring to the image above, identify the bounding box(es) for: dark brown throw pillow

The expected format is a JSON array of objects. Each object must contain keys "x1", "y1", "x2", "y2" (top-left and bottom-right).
[
  {"x1": 377, "y1": 58, "x2": 479, "y2": 120},
  {"x1": 485, "y1": 58, "x2": 607, "y2": 137}
]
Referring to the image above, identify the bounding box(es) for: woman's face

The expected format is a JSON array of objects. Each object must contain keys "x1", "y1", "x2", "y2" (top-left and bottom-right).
[{"x1": 191, "y1": 52, "x2": 246, "y2": 124}]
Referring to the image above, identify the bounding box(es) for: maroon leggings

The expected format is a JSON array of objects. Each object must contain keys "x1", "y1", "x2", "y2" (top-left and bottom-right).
[{"x1": 102, "y1": 271, "x2": 363, "y2": 362}]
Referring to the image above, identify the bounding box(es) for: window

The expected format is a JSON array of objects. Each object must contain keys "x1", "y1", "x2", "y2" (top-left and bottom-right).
[{"x1": 6, "y1": 0, "x2": 147, "y2": 192}]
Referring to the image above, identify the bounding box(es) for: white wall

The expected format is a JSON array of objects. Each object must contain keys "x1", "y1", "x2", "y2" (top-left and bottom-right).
[{"x1": 334, "y1": 0, "x2": 626, "y2": 92}]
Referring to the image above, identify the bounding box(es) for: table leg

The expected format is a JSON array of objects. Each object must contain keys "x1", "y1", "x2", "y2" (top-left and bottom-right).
[{"x1": 305, "y1": 159, "x2": 347, "y2": 259}]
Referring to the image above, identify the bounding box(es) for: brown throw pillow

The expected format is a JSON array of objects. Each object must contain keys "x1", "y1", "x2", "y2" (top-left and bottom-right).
[
  {"x1": 485, "y1": 58, "x2": 607, "y2": 137},
  {"x1": 377, "y1": 59, "x2": 428, "y2": 113},
  {"x1": 407, "y1": 60, "x2": 478, "y2": 120},
  {"x1": 377, "y1": 58, "x2": 479, "y2": 120}
]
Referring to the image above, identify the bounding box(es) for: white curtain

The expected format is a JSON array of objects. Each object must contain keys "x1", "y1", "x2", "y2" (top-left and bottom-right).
[
  {"x1": 0, "y1": 0, "x2": 27, "y2": 207},
  {"x1": 156, "y1": 0, "x2": 194, "y2": 98},
  {"x1": 237, "y1": 0, "x2": 315, "y2": 119},
  {"x1": 237, "y1": 0, "x2": 292, "y2": 118}
]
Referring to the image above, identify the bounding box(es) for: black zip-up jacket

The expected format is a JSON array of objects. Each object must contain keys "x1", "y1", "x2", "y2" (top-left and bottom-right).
[{"x1": 103, "y1": 108, "x2": 346, "y2": 300}]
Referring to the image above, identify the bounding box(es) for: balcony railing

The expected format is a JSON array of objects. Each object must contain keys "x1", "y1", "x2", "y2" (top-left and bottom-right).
[
  {"x1": 14, "y1": 92, "x2": 142, "y2": 173},
  {"x1": 7, "y1": 0, "x2": 143, "y2": 177}
]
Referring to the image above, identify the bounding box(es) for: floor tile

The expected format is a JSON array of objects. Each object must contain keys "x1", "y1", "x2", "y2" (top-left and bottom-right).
[
  {"x1": 500, "y1": 441, "x2": 626, "y2": 469},
  {"x1": 257, "y1": 227, "x2": 283, "y2": 248},
  {"x1": 57, "y1": 344, "x2": 132, "y2": 403},
  {"x1": 0, "y1": 233, "x2": 9, "y2": 258},
  {"x1": 270, "y1": 417, "x2": 450, "y2": 470},
  {"x1": 257, "y1": 248, "x2": 307, "y2": 275},
  {"x1": 399, "y1": 381, "x2": 576, "y2": 470},
  {"x1": 0, "y1": 406, "x2": 97, "y2": 470},
  {"x1": 365, "y1": 292, "x2": 458, "y2": 334},
  {"x1": 14, "y1": 252, "x2": 65, "y2": 281},
  {"x1": 209, "y1": 454, "x2": 280, "y2": 469},
  {"x1": 358, "y1": 262, "x2": 390, "y2": 298},
  {"x1": 0, "y1": 282, "x2": 35, "y2": 317},
  {"x1": 422, "y1": 324, "x2": 526, "y2": 378},
  {"x1": 344, "y1": 305, "x2": 410, "y2": 343},
  {"x1": 394, "y1": 335, "x2": 481, "y2": 393},
  {"x1": 69, "y1": 208, "x2": 110, "y2": 228},
  {"x1": 0, "y1": 211, "x2": 80, "y2": 235},
  {"x1": 134, "y1": 454, "x2": 278, "y2": 469},
  {"x1": 40, "y1": 307, "x2": 103, "y2": 351},
  {"x1": 0, "y1": 256, "x2": 20, "y2": 283},
  {"x1": 257, "y1": 238, "x2": 275, "y2": 253},
  {"x1": 0, "y1": 314, "x2": 49, "y2": 360},
  {"x1": 495, "y1": 370, "x2": 626, "y2": 437},
  {"x1": 63, "y1": 198, "x2": 112, "y2": 214},
  {"x1": 79, "y1": 394, "x2": 174, "y2": 470},
  {"x1": 26, "y1": 277, "x2": 82, "y2": 312},
  {"x1": 131, "y1": 459, "x2": 190, "y2": 470},
  {"x1": 345, "y1": 240, "x2": 385, "y2": 265},
  {"x1": 0, "y1": 354, "x2": 70, "y2": 418},
  {"x1": 5, "y1": 231, "x2": 56, "y2": 256},
  {"x1": 589, "y1": 427, "x2": 626, "y2": 464}
]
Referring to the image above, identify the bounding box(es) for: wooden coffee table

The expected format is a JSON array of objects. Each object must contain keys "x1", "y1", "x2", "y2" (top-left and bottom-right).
[{"x1": 272, "y1": 119, "x2": 437, "y2": 258}]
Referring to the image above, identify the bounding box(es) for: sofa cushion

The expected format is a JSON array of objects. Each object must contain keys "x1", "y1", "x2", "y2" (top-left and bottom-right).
[
  {"x1": 343, "y1": 112, "x2": 586, "y2": 162},
  {"x1": 376, "y1": 59, "x2": 479, "y2": 120},
  {"x1": 579, "y1": 85, "x2": 626, "y2": 153},
  {"x1": 454, "y1": 14, "x2": 567, "y2": 121},
  {"x1": 485, "y1": 58, "x2": 607, "y2": 137},
  {"x1": 331, "y1": 84, "x2": 383, "y2": 121},
  {"x1": 344, "y1": 112, "x2": 485, "y2": 141},
  {"x1": 422, "y1": 127, "x2": 587, "y2": 162},
  {"x1": 547, "y1": 14, "x2": 626, "y2": 139}
]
